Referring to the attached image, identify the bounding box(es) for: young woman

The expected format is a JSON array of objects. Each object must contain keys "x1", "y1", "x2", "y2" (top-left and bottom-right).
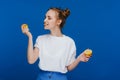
[{"x1": 21, "y1": 7, "x2": 91, "y2": 80}]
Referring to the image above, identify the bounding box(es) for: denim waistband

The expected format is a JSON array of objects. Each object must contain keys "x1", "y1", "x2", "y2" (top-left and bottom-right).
[
  {"x1": 37, "y1": 69, "x2": 68, "y2": 80},
  {"x1": 39, "y1": 69, "x2": 66, "y2": 75}
]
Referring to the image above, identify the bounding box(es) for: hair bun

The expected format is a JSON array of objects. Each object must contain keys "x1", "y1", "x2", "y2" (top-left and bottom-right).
[{"x1": 62, "y1": 8, "x2": 70, "y2": 19}]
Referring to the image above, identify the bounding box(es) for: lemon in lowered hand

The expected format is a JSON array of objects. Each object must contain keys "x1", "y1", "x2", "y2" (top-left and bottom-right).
[{"x1": 84, "y1": 49, "x2": 92, "y2": 58}]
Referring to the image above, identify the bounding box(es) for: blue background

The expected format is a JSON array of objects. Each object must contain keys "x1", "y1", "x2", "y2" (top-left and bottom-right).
[{"x1": 0, "y1": 0, "x2": 120, "y2": 80}]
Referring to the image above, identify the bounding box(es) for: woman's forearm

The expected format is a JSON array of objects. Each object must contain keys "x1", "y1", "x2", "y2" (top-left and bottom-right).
[
  {"x1": 21, "y1": 25, "x2": 38, "y2": 64},
  {"x1": 27, "y1": 33, "x2": 39, "y2": 64},
  {"x1": 67, "y1": 56, "x2": 81, "y2": 71},
  {"x1": 27, "y1": 36, "x2": 34, "y2": 64},
  {"x1": 67, "y1": 52, "x2": 89, "y2": 71}
]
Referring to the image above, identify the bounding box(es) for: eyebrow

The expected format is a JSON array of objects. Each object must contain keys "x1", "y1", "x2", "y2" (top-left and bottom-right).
[{"x1": 45, "y1": 15, "x2": 51, "y2": 18}]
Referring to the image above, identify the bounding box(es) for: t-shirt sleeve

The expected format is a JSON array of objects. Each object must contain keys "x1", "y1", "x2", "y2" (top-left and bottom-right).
[
  {"x1": 66, "y1": 40, "x2": 76, "y2": 66},
  {"x1": 34, "y1": 36, "x2": 40, "y2": 50}
]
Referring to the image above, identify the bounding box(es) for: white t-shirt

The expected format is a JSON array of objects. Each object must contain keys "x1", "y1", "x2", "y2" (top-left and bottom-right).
[{"x1": 34, "y1": 34, "x2": 76, "y2": 73}]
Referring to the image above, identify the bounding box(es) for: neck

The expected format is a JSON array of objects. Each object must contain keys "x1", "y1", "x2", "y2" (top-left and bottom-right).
[{"x1": 50, "y1": 27, "x2": 63, "y2": 37}]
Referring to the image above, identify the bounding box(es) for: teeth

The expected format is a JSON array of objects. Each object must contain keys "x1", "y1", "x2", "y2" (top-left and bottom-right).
[{"x1": 44, "y1": 24, "x2": 48, "y2": 26}]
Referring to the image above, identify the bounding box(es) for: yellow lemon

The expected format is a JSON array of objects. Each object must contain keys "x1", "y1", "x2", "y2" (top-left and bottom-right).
[
  {"x1": 84, "y1": 49, "x2": 92, "y2": 57},
  {"x1": 21, "y1": 24, "x2": 28, "y2": 29}
]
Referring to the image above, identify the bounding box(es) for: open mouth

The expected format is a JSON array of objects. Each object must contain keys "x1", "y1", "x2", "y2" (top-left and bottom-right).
[{"x1": 44, "y1": 23, "x2": 49, "y2": 26}]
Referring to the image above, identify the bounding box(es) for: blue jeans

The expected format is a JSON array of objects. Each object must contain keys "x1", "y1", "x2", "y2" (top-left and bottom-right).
[{"x1": 36, "y1": 70, "x2": 68, "y2": 80}]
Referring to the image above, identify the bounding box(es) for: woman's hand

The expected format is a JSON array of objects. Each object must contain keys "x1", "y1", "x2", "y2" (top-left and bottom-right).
[
  {"x1": 77, "y1": 49, "x2": 92, "y2": 62},
  {"x1": 77, "y1": 53, "x2": 89, "y2": 62},
  {"x1": 21, "y1": 24, "x2": 32, "y2": 38}
]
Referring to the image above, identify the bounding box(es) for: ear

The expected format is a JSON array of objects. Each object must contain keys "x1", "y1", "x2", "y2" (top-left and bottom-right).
[{"x1": 57, "y1": 19, "x2": 62, "y2": 25}]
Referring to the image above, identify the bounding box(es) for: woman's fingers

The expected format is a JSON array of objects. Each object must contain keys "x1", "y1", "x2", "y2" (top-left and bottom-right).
[
  {"x1": 80, "y1": 52, "x2": 90, "y2": 62},
  {"x1": 21, "y1": 24, "x2": 29, "y2": 34}
]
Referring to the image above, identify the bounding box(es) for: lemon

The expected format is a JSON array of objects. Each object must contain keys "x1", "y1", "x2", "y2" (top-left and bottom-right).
[
  {"x1": 84, "y1": 49, "x2": 92, "y2": 57},
  {"x1": 21, "y1": 24, "x2": 28, "y2": 29}
]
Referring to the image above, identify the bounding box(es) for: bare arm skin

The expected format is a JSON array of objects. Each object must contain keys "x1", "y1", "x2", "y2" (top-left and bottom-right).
[
  {"x1": 67, "y1": 52, "x2": 90, "y2": 71},
  {"x1": 21, "y1": 26, "x2": 39, "y2": 64}
]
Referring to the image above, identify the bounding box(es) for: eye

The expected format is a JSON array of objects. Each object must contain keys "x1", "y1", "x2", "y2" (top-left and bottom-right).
[
  {"x1": 48, "y1": 16, "x2": 52, "y2": 20},
  {"x1": 48, "y1": 17, "x2": 51, "y2": 20}
]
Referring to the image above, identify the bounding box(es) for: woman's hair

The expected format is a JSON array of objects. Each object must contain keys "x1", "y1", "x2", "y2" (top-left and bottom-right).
[{"x1": 49, "y1": 7, "x2": 70, "y2": 29}]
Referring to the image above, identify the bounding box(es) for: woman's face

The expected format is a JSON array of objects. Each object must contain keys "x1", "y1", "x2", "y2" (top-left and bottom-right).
[{"x1": 44, "y1": 9, "x2": 60, "y2": 30}]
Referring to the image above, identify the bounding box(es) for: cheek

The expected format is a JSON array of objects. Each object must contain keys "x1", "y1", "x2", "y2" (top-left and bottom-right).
[{"x1": 50, "y1": 20, "x2": 57, "y2": 26}]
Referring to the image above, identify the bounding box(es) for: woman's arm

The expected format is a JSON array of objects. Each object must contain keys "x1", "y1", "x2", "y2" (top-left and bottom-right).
[
  {"x1": 27, "y1": 33, "x2": 39, "y2": 64},
  {"x1": 21, "y1": 25, "x2": 39, "y2": 64},
  {"x1": 67, "y1": 52, "x2": 89, "y2": 71}
]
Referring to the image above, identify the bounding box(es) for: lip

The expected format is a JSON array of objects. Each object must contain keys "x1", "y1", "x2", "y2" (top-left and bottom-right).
[{"x1": 44, "y1": 23, "x2": 48, "y2": 26}]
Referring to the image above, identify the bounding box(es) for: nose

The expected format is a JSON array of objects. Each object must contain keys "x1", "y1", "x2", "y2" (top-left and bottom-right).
[{"x1": 44, "y1": 18, "x2": 47, "y2": 23}]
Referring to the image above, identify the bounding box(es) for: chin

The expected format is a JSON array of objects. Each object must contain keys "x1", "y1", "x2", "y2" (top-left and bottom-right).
[{"x1": 44, "y1": 27, "x2": 50, "y2": 30}]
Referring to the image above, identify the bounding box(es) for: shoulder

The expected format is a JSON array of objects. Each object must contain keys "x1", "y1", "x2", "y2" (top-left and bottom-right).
[
  {"x1": 36, "y1": 34, "x2": 49, "y2": 41},
  {"x1": 64, "y1": 35, "x2": 76, "y2": 49},
  {"x1": 64, "y1": 35, "x2": 76, "y2": 47},
  {"x1": 64, "y1": 35, "x2": 75, "y2": 43}
]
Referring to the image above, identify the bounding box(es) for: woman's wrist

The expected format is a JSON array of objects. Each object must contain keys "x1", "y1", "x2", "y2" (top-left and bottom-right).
[
  {"x1": 26, "y1": 32, "x2": 32, "y2": 39},
  {"x1": 76, "y1": 56, "x2": 81, "y2": 63}
]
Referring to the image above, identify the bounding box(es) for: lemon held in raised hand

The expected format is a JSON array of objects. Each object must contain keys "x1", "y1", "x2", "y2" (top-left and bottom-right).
[
  {"x1": 21, "y1": 24, "x2": 28, "y2": 29},
  {"x1": 21, "y1": 23, "x2": 29, "y2": 34}
]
